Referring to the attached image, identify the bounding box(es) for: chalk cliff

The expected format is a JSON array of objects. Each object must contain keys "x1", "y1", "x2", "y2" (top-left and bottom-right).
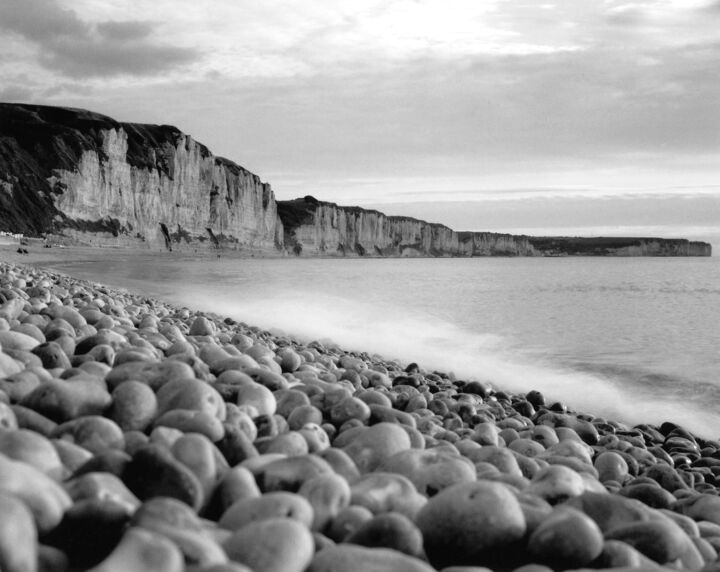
[
  {"x1": 0, "y1": 103, "x2": 711, "y2": 257},
  {"x1": 277, "y1": 196, "x2": 462, "y2": 257},
  {"x1": 0, "y1": 104, "x2": 282, "y2": 250},
  {"x1": 276, "y1": 197, "x2": 711, "y2": 257}
]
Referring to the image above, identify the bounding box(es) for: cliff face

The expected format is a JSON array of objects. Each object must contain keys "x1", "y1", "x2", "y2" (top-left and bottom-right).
[
  {"x1": 278, "y1": 197, "x2": 538, "y2": 257},
  {"x1": 0, "y1": 104, "x2": 282, "y2": 250},
  {"x1": 278, "y1": 196, "x2": 459, "y2": 257},
  {"x1": 277, "y1": 197, "x2": 712, "y2": 258},
  {"x1": 525, "y1": 236, "x2": 712, "y2": 257},
  {"x1": 0, "y1": 103, "x2": 711, "y2": 257}
]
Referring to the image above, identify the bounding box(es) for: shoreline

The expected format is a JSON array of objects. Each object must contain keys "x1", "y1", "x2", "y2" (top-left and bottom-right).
[
  {"x1": 5, "y1": 242, "x2": 719, "y2": 434},
  {"x1": 2, "y1": 255, "x2": 720, "y2": 570}
]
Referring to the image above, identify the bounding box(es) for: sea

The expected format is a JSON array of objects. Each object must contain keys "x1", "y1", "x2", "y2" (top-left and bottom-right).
[{"x1": 34, "y1": 253, "x2": 720, "y2": 439}]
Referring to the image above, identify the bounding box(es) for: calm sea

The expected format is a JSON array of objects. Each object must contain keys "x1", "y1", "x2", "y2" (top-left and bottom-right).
[{"x1": 36, "y1": 253, "x2": 720, "y2": 438}]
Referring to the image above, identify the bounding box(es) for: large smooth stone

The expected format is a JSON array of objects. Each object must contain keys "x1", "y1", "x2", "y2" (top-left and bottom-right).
[
  {"x1": 216, "y1": 425, "x2": 258, "y2": 467},
  {"x1": 122, "y1": 444, "x2": 204, "y2": 511},
  {"x1": 157, "y1": 409, "x2": 225, "y2": 442},
  {"x1": 0, "y1": 492, "x2": 38, "y2": 572},
  {"x1": 468, "y1": 446, "x2": 523, "y2": 477},
  {"x1": 31, "y1": 341, "x2": 71, "y2": 370},
  {"x1": 0, "y1": 370, "x2": 43, "y2": 402},
  {"x1": 257, "y1": 431, "x2": 310, "y2": 456},
  {"x1": 219, "y1": 491, "x2": 314, "y2": 530},
  {"x1": 0, "y1": 352, "x2": 23, "y2": 378},
  {"x1": 235, "y1": 382, "x2": 276, "y2": 416},
  {"x1": 674, "y1": 494, "x2": 720, "y2": 525},
  {"x1": 255, "y1": 454, "x2": 334, "y2": 492},
  {"x1": 527, "y1": 506, "x2": 604, "y2": 568},
  {"x1": 88, "y1": 526, "x2": 184, "y2": 572},
  {"x1": 604, "y1": 520, "x2": 688, "y2": 563},
  {"x1": 379, "y1": 448, "x2": 476, "y2": 497},
  {"x1": 643, "y1": 463, "x2": 690, "y2": 493},
  {"x1": 209, "y1": 466, "x2": 262, "y2": 518},
  {"x1": 0, "y1": 330, "x2": 40, "y2": 351},
  {"x1": 156, "y1": 378, "x2": 226, "y2": 421},
  {"x1": 415, "y1": 481, "x2": 527, "y2": 568},
  {"x1": 105, "y1": 360, "x2": 196, "y2": 391},
  {"x1": 346, "y1": 512, "x2": 424, "y2": 557},
  {"x1": 53, "y1": 438, "x2": 94, "y2": 474},
  {"x1": 342, "y1": 422, "x2": 412, "y2": 473},
  {"x1": 618, "y1": 483, "x2": 676, "y2": 509},
  {"x1": 307, "y1": 544, "x2": 435, "y2": 572},
  {"x1": 53, "y1": 416, "x2": 125, "y2": 455},
  {"x1": 0, "y1": 452, "x2": 72, "y2": 533},
  {"x1": 317, "y1": 448, "x2": 361, "y2": 483},
  {"x1": 565, "y1": 492, "x2": 650, "y2": 533},
  {"x1": 22, "y1": 378, "x2": 112, "y2": 422},
  {"x1": 594, "y1": 451, "x2": 630, "y2": 483},
  {"x1": 11, "y1": 404, "x2": 57, "y2": 436},
  {"x1": 526, "y1": 465, "x2": 586, "y2": 504},
  {"x1": 325, "y1": 505, "x2": 374, "y2": 542},
  {"x1": 172, "y1": 433, "x2": 228, "y2": 504},
  {"x1": 131, "y1": 497, "x2": 228, "y2": 567},
  {"x1": 109, "y1": 381, "x2": 158, "y2": 432},
  {"x1": 65, "y1": 471, "x2": 140, "y2": 515},
  {"x1": 44, "y1": 499, "x2": 130, "y2": 569},
  {"x1": 0, "y1": 428, "x2": 63, "y2": 479},
  {"x1": 350, "y1": 472, "x2": 426, "y2": 519},
  {"x1": 298, "y1": 473, "x2": 352, "y2": 531},
  {"x1": 221, "y1": 517, "x2": 314, "y2": 572}
]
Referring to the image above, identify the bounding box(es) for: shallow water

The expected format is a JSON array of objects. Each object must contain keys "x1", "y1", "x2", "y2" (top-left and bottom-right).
[{"x1": 37, "y1": 252, "x2": 720, "y2": 438}]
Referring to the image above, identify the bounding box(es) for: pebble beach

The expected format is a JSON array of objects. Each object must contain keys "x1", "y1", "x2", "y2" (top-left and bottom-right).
[{"x1": 2, "y1": 256, "x2": 720, "y2": 572}]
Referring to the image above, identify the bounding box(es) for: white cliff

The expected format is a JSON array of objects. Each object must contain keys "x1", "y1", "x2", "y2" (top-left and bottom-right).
[{"x1": 49, "y1": 128, "x2": 282, "y2": 250}]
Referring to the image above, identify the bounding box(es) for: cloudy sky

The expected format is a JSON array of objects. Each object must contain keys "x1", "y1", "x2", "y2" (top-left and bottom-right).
[{"x1": 1, "y1": 0, "x2": 718, "y2": 247}]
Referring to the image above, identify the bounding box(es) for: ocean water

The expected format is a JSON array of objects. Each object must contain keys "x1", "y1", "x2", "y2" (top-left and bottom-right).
[{"x1": 37, "y1": 253, "x2": 720, "y2": 438}]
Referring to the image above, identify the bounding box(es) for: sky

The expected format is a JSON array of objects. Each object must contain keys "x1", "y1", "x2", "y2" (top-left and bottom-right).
[{"x1": 1, "y1": 0, "x2": 718, "y2": 249}]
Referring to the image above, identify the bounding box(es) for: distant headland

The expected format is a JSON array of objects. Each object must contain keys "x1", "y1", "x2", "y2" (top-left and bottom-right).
[{"x1": 0, "y1": 103, "x2": 711, "y2": 257}]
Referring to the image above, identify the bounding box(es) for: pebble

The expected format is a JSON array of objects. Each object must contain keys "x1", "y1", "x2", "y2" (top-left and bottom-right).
[
  {"x1": 0, "y1": 492, "x2": 38, "y2": 572},
  {"x1": 109, "y1": 380, "x2": 158, "y2": 432},
  {"x1": 307, "y1": 544, "x2": 435, "y2": 572},
  {"x1": 122, "y1": 444, "x2": 205, "y2": 511},
  {"x1": 221, "y1": 517, "x2": 314, "y2": 572},
  {"x1": 298, "y1": 472, "x2": 352, "y2": 531},
  {"x1": 604, "y1": 519, "x2": 688, "y2": 564},
  {"x1": 2, "y1": 261, "x2": 720, "y2": 572},
  {"x1": 219, "y1": 490, "x2": 314, "y2": 530},
  {"x1": 345, "y1": 512, "x2": 424, "y2": 557},
  {"x1": 88, "y1": 526, "x2": 184, "y2": 572},
  {"x1": 43, "y1": 499, "x2": 130, "y2": 568},
  {"x1": 416, "y1": 481, "x2": 527, "y2": 568},
  {"x1": 527, "y1": 506, "x2": 604, "y2": 568},
  {"x1": 0, "y1": 427, "x2": 63, "y2": 478},
  {"x1": 0, "y1": 451, "x2": 72, "y2": 533},
  {"x1": 341, "y1": 422, "x2": 412, "y2": 473}
]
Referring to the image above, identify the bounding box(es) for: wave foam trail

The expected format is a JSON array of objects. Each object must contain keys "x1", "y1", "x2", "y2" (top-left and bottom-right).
[{"x1": 183, "y1": 285, "x2": 720, "y2": 439}]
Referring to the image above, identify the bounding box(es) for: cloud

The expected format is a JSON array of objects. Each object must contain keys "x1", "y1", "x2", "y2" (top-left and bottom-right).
[
  {"x1": 96, "y1": 20, "x2": 154, "y2": 41},
  {"x1": 0, "y1": 85, "x2": 32, "y2": 102},
  {"x1": 40, "y1": 40, "x2": 200, "y2": 78},
  {"x1": 0, "y1": 0, "x2": 201, "y2": 78},
  {"x1": 702, "y1": 0, "x2": 720, "y2": 13},
  {"x1": 0, "y1": 0, "x2": 87, "y2": 42},
  {"x1": 605, "y1": 5, "x2": 647, "y2": 26}
]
